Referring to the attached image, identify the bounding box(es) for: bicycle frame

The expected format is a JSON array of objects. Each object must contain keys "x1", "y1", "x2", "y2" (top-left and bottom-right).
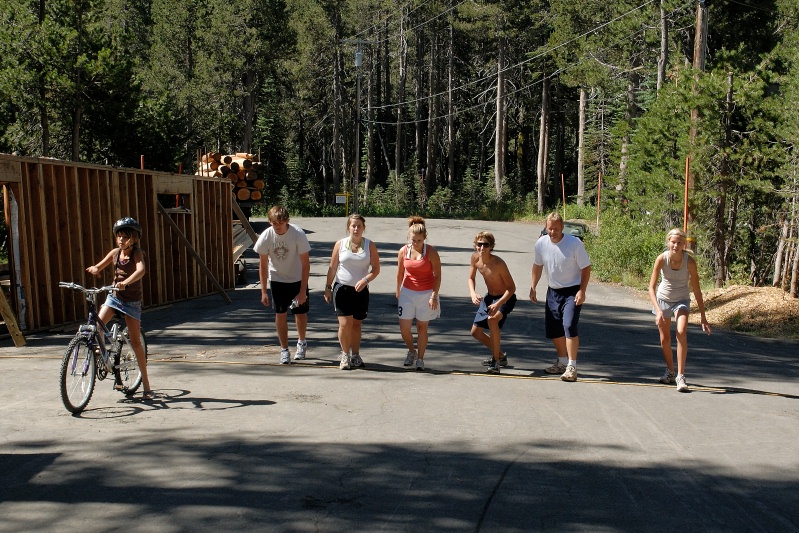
[{"x1": 60, "y1": 282, "x2": 126, "y2": 376}]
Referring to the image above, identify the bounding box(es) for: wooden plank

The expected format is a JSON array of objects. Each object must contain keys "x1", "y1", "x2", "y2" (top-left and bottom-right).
[
  {"x1": 232, "y1": 199, "x2": 259, "y2": 243},
  {"x1": 157, "y1": 203, "x2": 232, "y2": 304},
  {"x1": 0, "y1": 288, "x2": 26, "y2": 347},
  {"x1": 0, "y1": 156, "x2": 22, "y2": 183}
]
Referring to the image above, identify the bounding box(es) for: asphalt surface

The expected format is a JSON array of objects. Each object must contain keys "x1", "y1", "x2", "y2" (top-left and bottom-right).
[{"x1": 1, "y1": 217, "x2": 798, "y2": 533}]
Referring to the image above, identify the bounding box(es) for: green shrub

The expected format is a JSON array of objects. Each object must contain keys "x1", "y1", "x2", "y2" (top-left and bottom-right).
[{"x1": 587, "y1": 210, "x2": 664, "y2": 287}]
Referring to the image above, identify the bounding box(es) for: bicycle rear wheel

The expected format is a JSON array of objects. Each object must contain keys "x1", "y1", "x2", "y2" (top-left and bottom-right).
[
  {"x1": 113, "y1": 325, "x2": 147, "y2": 395},
  {"x1": 60, "y1": 337, "x2": 97, "y2": 414}
]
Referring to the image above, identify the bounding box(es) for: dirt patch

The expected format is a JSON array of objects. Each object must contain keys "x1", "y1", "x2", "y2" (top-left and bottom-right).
[{"x1": 689, "y1": 285, "x2": 799, "y2": 340}]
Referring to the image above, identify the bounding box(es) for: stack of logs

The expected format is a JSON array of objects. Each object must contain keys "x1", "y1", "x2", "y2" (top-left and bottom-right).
[{"x1": 197, "y1": 152, "x2": 265, "y2": 202}]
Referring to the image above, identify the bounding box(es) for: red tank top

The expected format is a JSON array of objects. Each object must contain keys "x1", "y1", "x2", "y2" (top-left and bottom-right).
[{"x1": 402, "y1": 244, "x2": 435, "y2": 291}]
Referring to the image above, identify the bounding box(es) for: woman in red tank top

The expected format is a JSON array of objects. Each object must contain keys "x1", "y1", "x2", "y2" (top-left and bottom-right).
[{"x1": 395, "y1": 216, "x2": 441, "y2": 370}]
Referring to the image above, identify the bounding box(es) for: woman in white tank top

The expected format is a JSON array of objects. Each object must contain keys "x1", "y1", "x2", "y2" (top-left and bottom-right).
[
  {"x1": 648, "y1": 228, "x2": 711, "y2": 392},
  {"x1": 323, "y1": 214, "x2": 381, "y2": 369}
]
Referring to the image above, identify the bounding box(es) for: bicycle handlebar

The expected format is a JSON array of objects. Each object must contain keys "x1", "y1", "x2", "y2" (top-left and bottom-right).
[{"x1": 58, "y1": 282, "x2": 119, "y2": 294}]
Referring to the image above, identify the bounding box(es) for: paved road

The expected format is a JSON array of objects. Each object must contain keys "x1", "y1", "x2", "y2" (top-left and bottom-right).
[{"x1": 1, "y1": 217, "x2": 798, "y2": 532}]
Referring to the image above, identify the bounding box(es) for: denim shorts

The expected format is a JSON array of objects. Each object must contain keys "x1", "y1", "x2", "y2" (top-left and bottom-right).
[{"x1": 103, "y1": 294, "x2": 142, "y2": 321}]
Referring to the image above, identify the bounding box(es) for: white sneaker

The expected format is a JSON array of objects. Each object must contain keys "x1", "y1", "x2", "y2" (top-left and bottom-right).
[
  {"x1": 676, "y1": 374, "x2": 689, "y2": 392},
  {"x1": 279, "y1": 349, "x2": 291, "y2": 364},
  {"x1": 561, "y1": 365, "x2": 577, "y2": 382},
  {"x1": 294, "y1": 340, "x2": 307, "y2": 360},
  {"x1": 339, "y1": 352, "x2": 351, "y2": 370},
  {"x1": 351, "y1": 354, "x2": 365, "y2": 368},
  {"x1": 415, "y1": 359, "x2": 425, "y2": 371},
  {"x1": 659, "y1": 369, "x2": 676, "y2": 384},
  {"x1": 403, "y1": 350, "x2": 417, "y2": 366}
]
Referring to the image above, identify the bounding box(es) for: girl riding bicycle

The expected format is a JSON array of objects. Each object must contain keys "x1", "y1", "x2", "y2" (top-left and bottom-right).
[{"x1": 86, "y1": 217, "x2": 152, "y2": 400}]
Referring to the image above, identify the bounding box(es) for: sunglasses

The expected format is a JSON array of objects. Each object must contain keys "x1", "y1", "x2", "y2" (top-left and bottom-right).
[{"x1": 475, "y1": 242, "x2": 490, "y2": 248}]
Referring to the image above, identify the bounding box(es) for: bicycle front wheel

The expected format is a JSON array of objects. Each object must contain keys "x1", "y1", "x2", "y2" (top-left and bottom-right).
[
  {"x1": 114, "y1": 326, "x2": 147, "y2": 395},
  {"x1": 60, "y1": 337, "x2": 97, "y2": 414}
]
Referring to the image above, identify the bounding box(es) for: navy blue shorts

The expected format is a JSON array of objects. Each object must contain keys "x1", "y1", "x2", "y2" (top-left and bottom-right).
[
  {"x1": 473, "y1": 293, "x2": 516, "y2": 329},
  {"x1": 270, "y1": 281, "x2": 309, "y2": 314},
  {"x1": 332, "y1": 283, "x2": 370, "y2": 320},
  {"x1": 545, "y1": 286, "x2": 582, "y2": 339}
]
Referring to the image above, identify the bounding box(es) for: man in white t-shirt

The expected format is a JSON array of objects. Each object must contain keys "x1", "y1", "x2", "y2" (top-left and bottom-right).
[
  {"x1": 530, "y1": 212, "x2": 591, "y2": 382},
  {"x1": 253, "y1": 206, "x2": 311, "y2": 364}
]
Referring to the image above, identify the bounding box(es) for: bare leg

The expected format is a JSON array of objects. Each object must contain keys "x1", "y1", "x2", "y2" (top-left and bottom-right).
[
  {"x1": 565, "y1": 336, "x2": 579, "y2": 361},
  {"x1": 674, "y1": 312, "x2": 689, "y2": 375},
  {"x1": 294, "y1": 312, "x2": 308, "y2": 342},
  {"x1": 275, "y1": 312, "x2": 289, "y2": 349},
  {"x1": 124, "y1": 315, "x2": 150, "y2": 392},
  {"x1": 399, "y1": 319, "x2": 416, "y2": 353},
  {"x1": 551, "y1": 336, "x2": 568, "y2": 359},
  {"x1": 486, "y1": 313, "x2": 504, "y2": 360},
  {"x1": 337, "y1": 315, "x2": 353, "y2": 354},
  {"x1": 351, "y1": 319, "x2": 363, "y2": 354},
  {"x1": 657, "y1": 316, "x2": 675, "y2": 373},
  {"x1": 416, "y1": 321, "x2": 429, "y2": 359}
]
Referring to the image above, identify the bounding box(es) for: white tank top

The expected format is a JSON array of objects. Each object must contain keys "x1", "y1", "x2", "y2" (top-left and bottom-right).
[
  {"x1": 336, "y1": 237, "x2": 371, "y2": 286},
  {"x1": 657, "y1": 251, "x2": 691, "y2": 302}
]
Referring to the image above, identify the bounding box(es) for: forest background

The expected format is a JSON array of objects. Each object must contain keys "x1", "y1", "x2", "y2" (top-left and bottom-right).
[{"x1": 2, "y1": 0, "x2": 799, "y2": 312}]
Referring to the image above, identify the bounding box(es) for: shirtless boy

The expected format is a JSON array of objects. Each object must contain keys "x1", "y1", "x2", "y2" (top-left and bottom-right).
[{"x1": 467, "y1": 231, "x2": 517, "y2": 374}]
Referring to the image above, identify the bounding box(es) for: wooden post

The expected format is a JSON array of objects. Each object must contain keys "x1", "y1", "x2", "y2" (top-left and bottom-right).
[
  {"x1": 231, "y1": 196, "x2": 259, "y2": 243},
  {"x1": 0, "y1": 287, "x2": 26, "y2": 347},
  {"x1": 157, "y1": 203, "x2": 232, "y2": 304}
]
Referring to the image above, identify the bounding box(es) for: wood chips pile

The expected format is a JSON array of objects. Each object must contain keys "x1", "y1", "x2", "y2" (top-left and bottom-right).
[{"x1": 689, "y1": 285, "x2": 799, "y2": 339}]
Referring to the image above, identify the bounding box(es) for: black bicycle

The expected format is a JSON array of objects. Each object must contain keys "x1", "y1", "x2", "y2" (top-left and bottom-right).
[{"x1": 58, "y1": 282, "x2": 148, "y2": 414}]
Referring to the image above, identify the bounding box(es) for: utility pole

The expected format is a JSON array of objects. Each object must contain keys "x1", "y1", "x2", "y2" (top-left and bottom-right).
[
  {"x1": 686, "y1": 0, "x2": 708, "y2": 252},
  {"x1": 341, "y1": 39, "x2": 374, "y2": 214}
]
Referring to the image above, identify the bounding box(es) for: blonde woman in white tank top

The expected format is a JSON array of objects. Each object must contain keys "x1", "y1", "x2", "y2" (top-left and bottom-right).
[{"x1": 648, "y1": 229, "x2": 711, "y2": 392}]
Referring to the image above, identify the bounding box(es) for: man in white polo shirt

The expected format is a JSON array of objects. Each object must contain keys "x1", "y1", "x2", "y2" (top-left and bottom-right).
[{"x1": 530, "y1": 212, "x2": 591, "y2": 382}]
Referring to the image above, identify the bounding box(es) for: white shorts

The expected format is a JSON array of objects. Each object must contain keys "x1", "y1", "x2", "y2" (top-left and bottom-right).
[
  {"x1": 398, "y1": 287, "x2": 440, "y2": 322},
  {"x1": 653, "y1": 298, "x2": 690, "y2": 318}
]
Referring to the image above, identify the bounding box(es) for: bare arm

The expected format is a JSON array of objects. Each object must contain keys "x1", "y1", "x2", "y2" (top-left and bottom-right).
[
  {"x1": 467, "y1": 253, "x2": 481, "y2": 305},
  {"x1": 687, "y1": 256, "x2": 711, "y2": 334},
  {"x1": 529, "y1": 263, "x2": 543, "y2": 303},
  {"x1": 396, "y1": 247, "x2": 406, "y2": 299},
  {"x1": 355, "y1": 240, "x2": 380, "y2": 293},
  {"x1": 648, "y1": 254, "x2": 665, "y2": 326},
  {"x1": 486, "y1": 260, "x2": 515, "y2": 315},
  {"x1": 297, "y1": 251, "x2": 310, "y2": 305},
  {"x1": 324, "y1": 240, "x2": 342, "y2": 303},
  {"x1": 86, "y1": 248, "x2": 118, "y2": 277},
  {"x1": 258, "y1": 253, "x2": 270, "y2": 307},
  {"x1": 575, "y1": 265, "x2": 591, "y2": 306},
  {"x1": 428, "y1": 246, "x2": 442, "y2": 310}
]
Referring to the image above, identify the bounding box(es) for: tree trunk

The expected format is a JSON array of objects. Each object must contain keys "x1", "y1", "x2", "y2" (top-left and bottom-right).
[
  {"x1": 536, "y1": 75, "x2": 550, "y2": 214},
  {"x1": 242, "y1": 70, "x2": 255, "y2": 153},
  {"x1": 657, "y1": 0, "x2": 668, "y2": 92},
  {"x1": 415, "y1": 28, "x2": 425, "y2": 177},
  {"x1": 425, "y1": 33, "x2": 438, "y2": 201},
  {"x1": 333, "y1": 41, "x2": 342, "y2": 192},
  {"x1": 774, "y1": 215, "x2": 788, "y2": 286},
  {"x1": 447, "y1": 21, "x2": 455, "y2": 187},
  {"x1": 365, "y1": 55, "x2": 375, "y2": 202},
  {"x1": 494, "y1": 37, "x2": 506, "y2": 199},
  {"x1": 395, "y1": 9, "x2": 407, "y2": 179},
  {"x1": 71, "y1": 0, "x2": 85, "y2": 162},
  {"x1": 577, "y1": 87, "x2": 587, "y2": 206}
]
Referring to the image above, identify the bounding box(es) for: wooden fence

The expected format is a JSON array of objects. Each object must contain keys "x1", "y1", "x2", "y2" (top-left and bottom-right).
[{"x1": 0, "y1": 153, "x2": 240, "y2": 333}]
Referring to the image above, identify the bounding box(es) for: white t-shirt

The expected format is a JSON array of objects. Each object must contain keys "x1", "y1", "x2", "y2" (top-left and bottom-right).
[
  {"x1": 534, "y1": 234, "x2": 591, "y2": 289},
  {"x1": 252, "y1": 223, "x2": 311, "y2": 283}
]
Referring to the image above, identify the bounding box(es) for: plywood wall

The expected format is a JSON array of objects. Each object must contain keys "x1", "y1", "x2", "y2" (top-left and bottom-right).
[{"x1": 0, "y1": 154, "x2": 235, "y2": 331}]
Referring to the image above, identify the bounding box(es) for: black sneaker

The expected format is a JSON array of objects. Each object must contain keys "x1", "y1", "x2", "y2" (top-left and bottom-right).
[{"x1": 486, "y1": 361, "x2": 501, "y2": 374}]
